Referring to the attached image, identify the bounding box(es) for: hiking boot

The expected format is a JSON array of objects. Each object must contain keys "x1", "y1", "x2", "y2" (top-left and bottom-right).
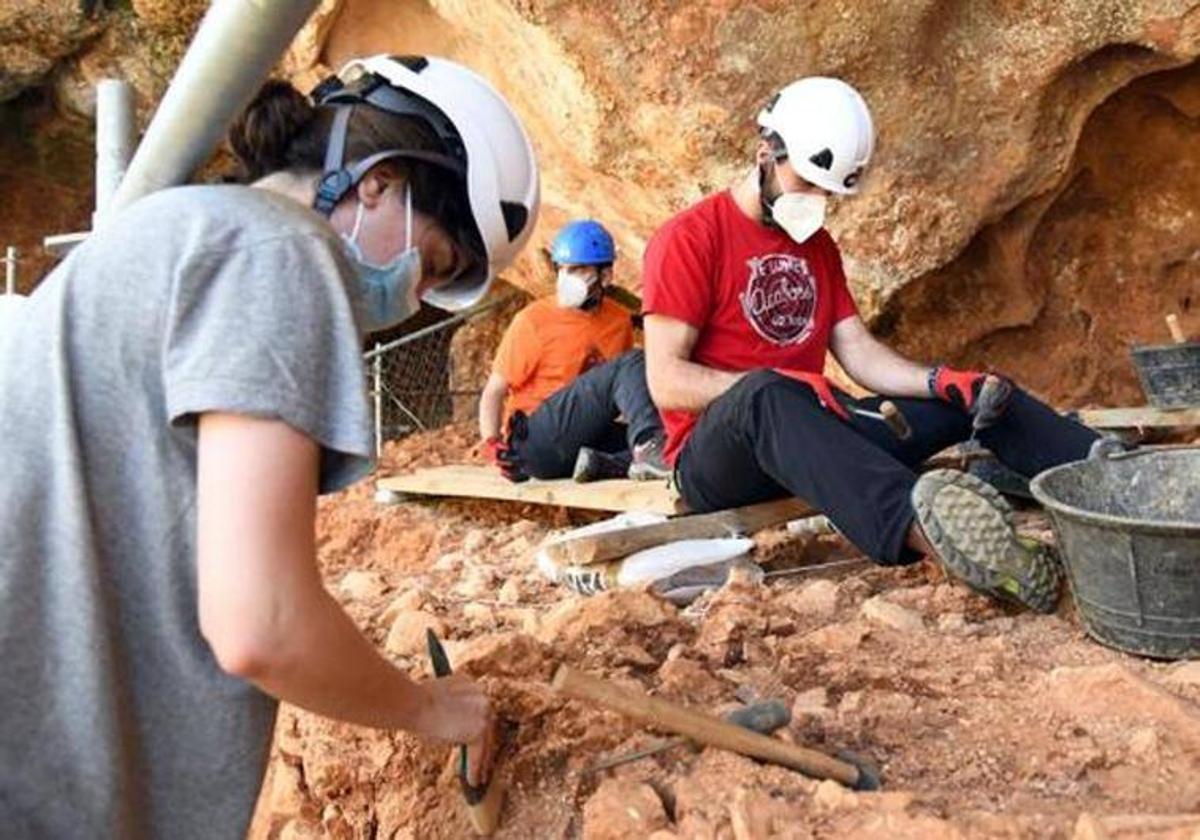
[
  {"x1": 572, "y1": 447, "x2": 631, "y2": 483},
  {"x1": 911, "y1": 468, "x2": 1062, "y2": 613},
  {"x1": 627, "y1": 435, "x2": 672, "y2": 482}
]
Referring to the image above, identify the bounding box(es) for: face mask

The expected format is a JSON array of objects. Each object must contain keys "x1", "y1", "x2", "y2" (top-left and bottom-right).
[
  {"x1": 556, "y1": 268, "x2": 593, "y2": 309},
  {"x1": 342, "y1": 184, "x2": 422, "y2": 333},
  {"x1": 771, "y1": 190, "x2": 827, "y2": 244}
]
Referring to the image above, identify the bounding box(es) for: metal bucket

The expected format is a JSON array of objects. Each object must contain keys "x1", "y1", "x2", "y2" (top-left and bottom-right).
[
  {"x1": 1030, "y1": 448, "x2": 1200, "y2": 659},
  {"x1": 1130, "y1": 341, "x2": 1200, "y2": 408}
]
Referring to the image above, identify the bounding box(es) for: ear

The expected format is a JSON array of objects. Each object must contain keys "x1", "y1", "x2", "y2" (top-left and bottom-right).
[
  {"x1": 755, "y1": 139, "x2": 775, "y2": 167},
  {"x1": 355, "y1": 163, "x2": 403, "y2": 210}
]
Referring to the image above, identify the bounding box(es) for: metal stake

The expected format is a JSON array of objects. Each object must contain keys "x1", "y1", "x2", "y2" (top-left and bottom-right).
[
  {"x1": 373, "y1": 341, "x2": 383, "y2": 460},
  {"x1": 4, "y1": 246, "x2": 15, "y2": 296}
]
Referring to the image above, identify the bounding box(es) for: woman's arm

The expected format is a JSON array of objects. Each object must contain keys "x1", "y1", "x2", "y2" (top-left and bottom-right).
[
  {"x1": 829, "y1": 316, "x2": 931, "y2": 398},
  {"x1": 196, "y1": 413, "x2": 491, "y2": 767},
  {"x1": 478, "y1": 372, "x2": 508, "y2": 441},
  {"x1": 643, "y1": 314, "x2": 745, "y2": 412}
]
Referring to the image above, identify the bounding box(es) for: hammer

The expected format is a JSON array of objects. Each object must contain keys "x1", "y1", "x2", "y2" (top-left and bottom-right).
[
  {"x1": 836, "y1": 395, "x2": 912, "y2": 440},
  {"x1": 554, "y1": 665, "x2": 881, "y2": 790},
  {"x1": 586, "y1": 698, "x2": 792, "y2": 773}
]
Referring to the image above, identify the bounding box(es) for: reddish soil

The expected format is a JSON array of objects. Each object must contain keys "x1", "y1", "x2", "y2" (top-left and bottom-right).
[{"x1": 248, "y1": 425, "x2": 1200, "y2": 840}]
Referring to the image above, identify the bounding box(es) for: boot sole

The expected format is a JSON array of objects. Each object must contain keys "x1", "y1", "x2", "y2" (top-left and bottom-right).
[{"x1": 912, "y1": 469, "x2": 1061, "y2": 613}]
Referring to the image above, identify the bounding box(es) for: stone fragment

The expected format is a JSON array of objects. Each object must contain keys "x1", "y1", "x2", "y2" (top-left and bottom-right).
[
  {"x1": 384, "y1": 610, "x2": 446, "y2": 657},
  {"x1": 861, "y1": 595, "x2": 925, "y2": 632},
  {"x1": 1072, "y1": 812, "x2": 1111, "y2": 840},
  {"x1": 788, "y1": 579, "x2": 840, "y2": 619},
  {"x1": 582, "y1": 779, "x2": 669, "y2": 840},
  {"x1": 498, "y1": 578, "x2": 522, "y2": 604},
  {"x1": 813, "y1": 778, "x2": 857, "y2": 811},
  {"x1": 462, "y1": 529, "x2": 488, "y2": 553},
  {"x1": 338, "y1": 570, "x2": 388, "y2": 602}
]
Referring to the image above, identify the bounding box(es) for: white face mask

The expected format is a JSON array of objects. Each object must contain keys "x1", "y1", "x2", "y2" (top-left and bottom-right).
[
  {"x1": 342, "y1": 185, "x2": 423, "y2": 333},
  {"x1": 771, "y1": 191, "x2": 827, "y2": 244},
  {"x1": 556, "y1": 267, "x2": 593, "y2": 308}
]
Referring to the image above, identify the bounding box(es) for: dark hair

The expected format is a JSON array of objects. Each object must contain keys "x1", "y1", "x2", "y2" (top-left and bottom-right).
[{"x1": 228, "y1": 79, "x2": 477, "y2": 257}]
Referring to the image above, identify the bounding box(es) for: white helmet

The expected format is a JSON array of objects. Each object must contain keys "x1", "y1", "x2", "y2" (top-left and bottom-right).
[
  {"x1": 756, "y1": 77, "x2": 874, "y2": 195},
  {"x1": 312, "y1": 55, "x2": 539, "y2": 310}
]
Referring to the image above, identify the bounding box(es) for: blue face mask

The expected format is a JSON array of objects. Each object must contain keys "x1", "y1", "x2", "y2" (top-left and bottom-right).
[{"x1": 341, "y1": 185, "x2": 423, "y2": 334}]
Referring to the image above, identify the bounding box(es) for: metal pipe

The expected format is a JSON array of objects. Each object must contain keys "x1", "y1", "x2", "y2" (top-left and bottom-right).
[
  {"x1": 106, "y1": 0, "x2": 321, "y2": 217},
  {"x1": 373, "y1": 342, "x2": 383, "y2": 460},
  {"x1": 4, "y1": 247, "x2": 15, "y2": 296},
  {"x1": 94, "y1": 79, "x2": 135, "y2": 223}
]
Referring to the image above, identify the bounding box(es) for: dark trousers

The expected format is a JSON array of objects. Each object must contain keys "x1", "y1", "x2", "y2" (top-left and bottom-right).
[
  {"x1": 510, "y1": 349, "x2": 662, "y2": 479},
  {"x1": 676, "y1": 370, "x2": 1099, "y2": 566}
]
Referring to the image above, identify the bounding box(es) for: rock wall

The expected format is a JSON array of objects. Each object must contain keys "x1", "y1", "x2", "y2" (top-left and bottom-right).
[{"x1": 1, "y1": 0, "x2": 1198, "y2": 406}]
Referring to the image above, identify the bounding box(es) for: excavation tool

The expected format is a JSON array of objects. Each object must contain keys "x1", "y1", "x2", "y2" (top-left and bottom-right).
[
  {"x1": 427, "y1": 630, "x2": 506, "y2": 836},
  {"x1": 958, "y1": 375, "x2": 1013, "y2": 467},
  {"x1": 846, "y1": 400, "x2": 912, "y2": 440},
  {"x1": 553, "y1": 666, "x2": 881, "y2": 790},
  {"x1": 587, "y1": 699, "x2": 792, "y2": 773}
]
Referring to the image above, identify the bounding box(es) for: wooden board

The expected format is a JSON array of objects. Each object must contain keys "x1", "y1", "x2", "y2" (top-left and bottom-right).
[
  {"x1": 1078, "y1": 407, "x2": 1200, "y2": 429},
  {"x1": 540, "y1": 497, "x2": 816, "y2": 566},
  {"x1": 376, "y1": 465, "x2": 687, "y2": 515}
]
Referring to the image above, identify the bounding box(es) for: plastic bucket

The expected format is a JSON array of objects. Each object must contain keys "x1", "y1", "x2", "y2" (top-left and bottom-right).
[
  {"x1": 1129, "y1": 342, "x2": 1200, "y2": 408},
  {"x1": 1030, "y1": 448, "x2": 1200, "y2": 659}
]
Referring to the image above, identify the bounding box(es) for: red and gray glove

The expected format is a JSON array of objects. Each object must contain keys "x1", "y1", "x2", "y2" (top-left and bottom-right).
[
  {"x1": 482, "y1": 436, "x2": 525, "y2": 482},
  {"x1": 929, "y1": 366, "x2": 989, "y2": 411},
  {"x1": 773, "y1": 368, "x2": 851, "y2": 421}
]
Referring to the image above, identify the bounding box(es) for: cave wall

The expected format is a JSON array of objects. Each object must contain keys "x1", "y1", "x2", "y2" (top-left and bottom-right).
[{"x1": 1, "y1": 0, "x2": 1198, "y2": 407}]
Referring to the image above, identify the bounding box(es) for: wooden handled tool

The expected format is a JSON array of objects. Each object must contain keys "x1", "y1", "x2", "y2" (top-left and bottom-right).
[
  {"x1": 586, "y1": 699, "x2": 792, "y2": 773},
  {"x1": 1166, "y1": 313, "x2": 1186, "y2": 345},
  {"x1": 552, "y1": 665, "x2": 869, "y2": 788}
]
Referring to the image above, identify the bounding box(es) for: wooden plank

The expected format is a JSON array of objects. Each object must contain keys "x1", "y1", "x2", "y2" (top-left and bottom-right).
[
  {"x1": 376, "y1": 465, "x2": 686, "y2": 515},
  {"x1": 1078, "y1": 407, "x2": 1200, "y2": 429},
  {"x1": 540, "y1": 497, "x2": 816, "y2": 566}
]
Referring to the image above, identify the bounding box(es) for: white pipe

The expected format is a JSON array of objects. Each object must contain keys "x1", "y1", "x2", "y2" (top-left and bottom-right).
[
  {"x1": 106, "y1": 0, "x2": 321, "y2": 218},
  {"x1": 94, "y1": 80, "x2": 135, "y2": 224},
  {"x1": 4, "y1": 247, "x2": 15, "y2": 295}
]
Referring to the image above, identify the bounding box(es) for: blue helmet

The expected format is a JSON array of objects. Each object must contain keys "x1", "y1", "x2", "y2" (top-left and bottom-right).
[{"x1": 550, "y1": 219, "x2": 615, "y2": 266}]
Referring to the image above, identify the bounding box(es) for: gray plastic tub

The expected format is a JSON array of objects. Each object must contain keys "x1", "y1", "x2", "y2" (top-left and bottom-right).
[
  {"x1": 1130, "y1": 341, "x2": 1200, "y2": 408},
  {"x1": 1030, "y1": 448, "x2": 1200, "y2": 659}
]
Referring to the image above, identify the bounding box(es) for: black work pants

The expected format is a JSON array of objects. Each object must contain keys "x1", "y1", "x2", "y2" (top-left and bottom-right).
[
  {"x1": 509, "y1": 349, "x2": 662, "y2": 479},
  {"x1": 676, "y1": 370, "x2": 1099, "y2": 565}
]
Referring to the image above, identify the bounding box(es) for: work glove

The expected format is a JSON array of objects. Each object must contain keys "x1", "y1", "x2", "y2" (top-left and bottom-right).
[
  {"x1": 773, "y1": 368, "x2": 851, "y2": 421},
  {"x1": 482, "y1": 436, "x2": 526, "y2": 483},
  {"x1": 929, "y1": 366, "x2": 990, "y2": 412}
]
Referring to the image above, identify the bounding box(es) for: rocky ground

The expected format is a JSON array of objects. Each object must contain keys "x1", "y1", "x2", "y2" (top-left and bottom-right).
[{"x1": 247, "y1": 424, "x2": 1200, "y2": 840}]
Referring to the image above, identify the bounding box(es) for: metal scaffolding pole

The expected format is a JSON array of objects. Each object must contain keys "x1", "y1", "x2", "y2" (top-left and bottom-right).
[{"x1": 106, "y1": 0, "x2": 321, "y2": 217}]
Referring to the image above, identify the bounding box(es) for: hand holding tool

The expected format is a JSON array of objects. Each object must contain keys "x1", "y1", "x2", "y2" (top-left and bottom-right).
[{"x1": 427, "y1": 630, "x2": 506, "y2": 835}]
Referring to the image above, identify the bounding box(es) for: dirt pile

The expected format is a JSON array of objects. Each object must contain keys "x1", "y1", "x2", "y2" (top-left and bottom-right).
[{"x1": 247, "y1": 425, "x2": 1200, "y2": 839}]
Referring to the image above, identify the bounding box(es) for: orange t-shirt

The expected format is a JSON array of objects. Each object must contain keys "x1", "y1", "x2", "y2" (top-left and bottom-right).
[{"x1": 493, "y1": 296, "x2": 634, "y2": 422}]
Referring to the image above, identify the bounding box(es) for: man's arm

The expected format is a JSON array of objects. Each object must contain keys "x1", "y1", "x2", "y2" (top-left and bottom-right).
[
  {"x1": 643, "y1": 313, "x2": 745, "y2": 412},
  {"x1": 196, "y1": 413, "x2": 493, "y2": 766},
  {"x1": 829, "y1": 316, "x2": 931, "y2": 398},
  {"x1": 478, "y1": 372, "x2": 508, "y2": 441}
]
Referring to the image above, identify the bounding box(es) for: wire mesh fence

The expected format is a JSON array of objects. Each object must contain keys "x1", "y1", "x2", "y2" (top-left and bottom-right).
[{"x1": 364, "y1": 295, "x2": 512, "y2": 454}]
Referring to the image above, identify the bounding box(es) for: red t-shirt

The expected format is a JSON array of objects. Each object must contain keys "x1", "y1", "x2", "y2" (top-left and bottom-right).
[{"x1": 642, "y1": 190, "x2": 860, "y2": 463}]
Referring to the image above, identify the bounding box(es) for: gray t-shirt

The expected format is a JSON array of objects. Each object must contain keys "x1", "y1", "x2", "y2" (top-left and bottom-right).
[{"x1": 0, "y1": 185, "x2": 373, "y2": 838}]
